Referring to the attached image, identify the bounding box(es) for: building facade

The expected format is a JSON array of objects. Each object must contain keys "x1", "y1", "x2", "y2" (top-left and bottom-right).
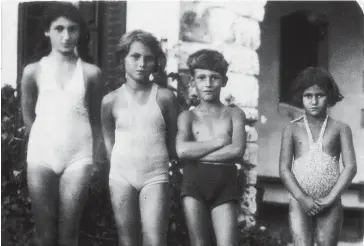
[{"x1": 2, "y1": 0, "x2": 364, "y2": 243}]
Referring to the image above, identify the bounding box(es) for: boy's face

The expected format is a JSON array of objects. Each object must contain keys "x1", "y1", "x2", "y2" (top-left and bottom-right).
[
  {"x1": 302, "y1": 84, "x2": 328, "y2": 117},
  {"x1": 192, "y1": 69, "x2": 227, "y2": 102}
]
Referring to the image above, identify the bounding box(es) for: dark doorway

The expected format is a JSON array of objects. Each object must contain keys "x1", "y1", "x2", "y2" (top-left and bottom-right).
[{"x1": 279, "y1": 10, "x2": 328, "y2": 106}]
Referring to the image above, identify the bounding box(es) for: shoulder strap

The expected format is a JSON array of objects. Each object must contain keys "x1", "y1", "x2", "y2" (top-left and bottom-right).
[
  {"x1": 303, "y1": 115, "x2": 314, "y2": 145},
  {"x1": 36, "y1": 57, "x2": 51, "y2": 89},
  {"x1": 148, "y1": 83, "x2": 158, "y2": 104},
  {"x1": 76, "y1": 58, "x2": 84, "y2": 81},
  {"x1": 122, "y1": 84, "x2": 133, "y2": 106},
  {"x1": 317, "y1": 115, "x2": 329, "y2": 145},
  {"x1": 290, "y1": 115, "x2": 304, "y2": 123}
]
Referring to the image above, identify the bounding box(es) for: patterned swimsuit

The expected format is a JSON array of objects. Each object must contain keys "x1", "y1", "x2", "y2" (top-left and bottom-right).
[{"x1": 292, "y1": 115, "x2": 340, "y2": 199}]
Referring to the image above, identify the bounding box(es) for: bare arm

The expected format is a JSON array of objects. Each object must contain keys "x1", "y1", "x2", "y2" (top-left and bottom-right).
[
  {"x1": 158, "y1": 88, "x2": 178, "y2": 161},
  {"x1": 101, "y1": 94, "x2": 115, "y2": 161},
  {"x1": 176, "y1": 111, "x2": 227, "y2": 159},
  {"x1": 280, "y1": 123, "x2": 326, "y2": 215},
  {"x1": 87, "y1": 67, "x2": 103, "y2": 162},
  {"x1": 199, "y1": 108, "x2": 246, "y2": 163},
  {"x1": 279, "y1": 124, "x2": 307, "y2": 201},
  {"x1": 323, "y1": 124, "x2": 357, "y2": 201},
  {"x1": 20, "y1": 64, "x2": 38, "y2": 134}
]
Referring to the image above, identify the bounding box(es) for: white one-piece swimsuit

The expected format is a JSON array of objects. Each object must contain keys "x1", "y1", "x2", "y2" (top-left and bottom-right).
[
  {"x1": 109, "y1": 83, "x2": 170, "y2": 191},
  {"x1": 27, "y1": 57, "x2": 93, "y2": 174}
]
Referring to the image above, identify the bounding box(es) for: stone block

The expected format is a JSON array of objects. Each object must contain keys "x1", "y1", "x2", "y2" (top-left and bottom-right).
[
  {"x1": 220, "y1": 73, "x2": 259, "y2": 108},
  {"x1": 222, "y1": 45, "x2": 259, "y2": 75},
  {"x1": 245, "y1": 125, "x2": 258, "y2": 143},
  {"x1": 243, "y1": 142, "x2": 258, "y2": 166},
  {"x1": 204, "y1": 7, "x2": 237, "y2": 44},
  {"x1": 240, "y1": 107, "x2": 259, "y2": 122},
  {"x1": 180, "y1": 3, "x2": 238, "y2": 45},
  {"x1": 238, "y1": 214, "x2": 256, "y2": 229},
  {"x1": 239, "y1": 185, "x2": 257, "y2": 214},
  {"x1": 233, "y1": 17, "x2": 261, "y2": 50},
  {"x1": 244, "y1": 168, "x2": 258, "y2": 185},
  {"x1": 227, "y1": 1, "x2": 266, "y2": 22},
  {"x1": 173, "y1": 42, "x2": 218, "y2": 70}
]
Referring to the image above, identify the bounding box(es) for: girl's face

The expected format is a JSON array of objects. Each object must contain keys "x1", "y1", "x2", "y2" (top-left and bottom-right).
[
  {"x1": 302, "y1": 84, "x2": 328, "y2": 117},
  {"x1": 124, "y1": 41, "x2": 155, "y2": 83},
  {"x1": 45, "y1": 17, "x2": 80, "y2": 54}
]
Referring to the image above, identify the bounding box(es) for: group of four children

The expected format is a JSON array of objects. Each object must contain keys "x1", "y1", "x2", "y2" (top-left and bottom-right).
[{"x1": 20, "y1": 3, "x2": 357, "y2": 246}]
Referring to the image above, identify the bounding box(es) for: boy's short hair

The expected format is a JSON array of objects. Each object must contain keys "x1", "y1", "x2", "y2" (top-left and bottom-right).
[
  {"x1": 187, "y1": 49, "x2": 229, "y2": 77},
  {"x1": 290, "y1": 67, "x2": 343, "y2": 107}
]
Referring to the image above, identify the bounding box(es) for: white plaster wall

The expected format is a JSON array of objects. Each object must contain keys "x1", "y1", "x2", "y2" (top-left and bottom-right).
[
  {"x1": 126, "y1": 1, "x2": 180, "y2": 50},
  {"x1": 1, "y1": 2, "x2": 19, "y2": 88},
  {"x1": 257, "y1": 1, "x2": 364, "y2": 183}
]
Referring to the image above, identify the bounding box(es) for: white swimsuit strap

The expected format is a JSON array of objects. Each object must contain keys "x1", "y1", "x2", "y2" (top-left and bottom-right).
[
  {"x1": 74, "y1": 58, "x2": 83, "y2": 85},
  {"x1": 149, "y1": 83, "x2": 158, "y2": 104},
  {"x1": 303, "y1": 114, "x2": 328, "y2": 146}
]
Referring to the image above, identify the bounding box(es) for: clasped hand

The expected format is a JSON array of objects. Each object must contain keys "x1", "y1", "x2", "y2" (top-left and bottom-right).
[{"x1": 298, "y1": 195, "x2": 336, "y2": 216}]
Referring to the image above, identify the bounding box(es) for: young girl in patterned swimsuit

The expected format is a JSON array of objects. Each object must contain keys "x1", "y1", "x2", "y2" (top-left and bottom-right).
[{"x1": 279, "y1": 67, "x2": 357, "y2": 246}]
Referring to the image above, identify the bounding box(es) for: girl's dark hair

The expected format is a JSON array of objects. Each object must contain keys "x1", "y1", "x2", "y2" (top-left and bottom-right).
[
  {"x1": 290, "y1": 67, "x2": 343, "y2": 107},
  {"x1": 30, "y1": 2, "x2": 92, "y2": 63},
  {"x1": 115, "y1": 30, "x2": 167, "y2": 85}
]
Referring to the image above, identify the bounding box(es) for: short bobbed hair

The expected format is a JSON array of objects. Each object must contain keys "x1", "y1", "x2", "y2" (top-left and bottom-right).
[{"x1": 290, "y1": 67, "x2": 343, "y2": 107}]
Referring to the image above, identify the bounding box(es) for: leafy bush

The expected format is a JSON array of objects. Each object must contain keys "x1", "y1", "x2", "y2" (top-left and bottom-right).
[{"x1": 1, "y1": 85, "x2": 34, "y2": 246}]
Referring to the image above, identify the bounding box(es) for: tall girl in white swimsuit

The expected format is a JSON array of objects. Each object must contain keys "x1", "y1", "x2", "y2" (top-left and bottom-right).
[
  {"x1": 21, "y1": 3, "x2": 102, "y2": 245},
  {"x1": 101, "y1": 30, "x2": 177, "y2": 246},
  {"x1": 279, "y1": 67, "x2": 357, "y2": 246}
]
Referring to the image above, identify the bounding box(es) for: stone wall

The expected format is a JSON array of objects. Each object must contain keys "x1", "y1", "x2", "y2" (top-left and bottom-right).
[{"x1": 168, "y1": 1, "x2": 267, "y2": 229}]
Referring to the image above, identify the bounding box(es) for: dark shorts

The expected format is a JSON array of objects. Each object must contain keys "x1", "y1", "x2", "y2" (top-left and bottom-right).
[{"x1": 181, "y1": 162, "x2": 239, "y2": 209}]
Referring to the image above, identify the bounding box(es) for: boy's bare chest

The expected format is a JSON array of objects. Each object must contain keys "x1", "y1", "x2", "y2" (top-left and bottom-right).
[{"x1": 191, "y1": 115, "x2": 232, "y2": 141}]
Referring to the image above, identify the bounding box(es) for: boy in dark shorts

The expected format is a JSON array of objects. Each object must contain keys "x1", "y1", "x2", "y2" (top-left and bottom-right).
[{"x1": 176, "y1": 49, "x2": 246, "y2": 246}]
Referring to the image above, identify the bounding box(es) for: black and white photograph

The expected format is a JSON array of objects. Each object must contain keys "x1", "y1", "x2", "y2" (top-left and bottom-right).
[{"x1": 1, "y1": 1, "x2": 363, "y2": 245}]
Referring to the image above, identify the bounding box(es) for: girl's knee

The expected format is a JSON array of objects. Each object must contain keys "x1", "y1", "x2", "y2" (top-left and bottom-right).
[
  {"x1": 142, "y1": 231, "x2": 167, "y2": 246},
  {"x1": 316, "y1": 233, "x2": 337, "y2": 246}
]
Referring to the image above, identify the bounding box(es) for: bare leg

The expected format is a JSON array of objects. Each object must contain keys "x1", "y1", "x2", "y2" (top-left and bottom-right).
[
  {"x1": 109, "y1": 178, "x2": 140, "y2": 246},
  {"x1": 183, "y1": 196, "x2": 211, "y2": 246},
  {"x1": 59, "y1": 163, "x2": 93, "y2": 246},
  {"x1": 211, "y1": 202, "x2": 238, "y2": 246},
  {"x1": 27, "y1": 165, "x2": 59, "y2": 246},
  {"x1": 139, "y1": 183, "x2": 171, "y2": 246},
  {"x1": 315, "y1": 200, "x2": 343, "y2": 246},
  {"x1": 289, "y1": 198, "x2": 314, "y2": 246}
]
